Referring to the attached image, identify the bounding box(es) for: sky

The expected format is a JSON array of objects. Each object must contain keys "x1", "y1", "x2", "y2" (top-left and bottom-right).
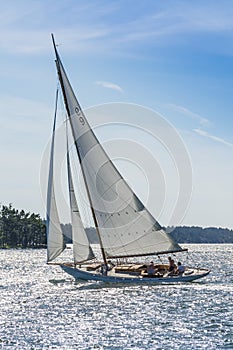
[{"x1": 0, "y1": 0, "x2": 233, "y2": 229}]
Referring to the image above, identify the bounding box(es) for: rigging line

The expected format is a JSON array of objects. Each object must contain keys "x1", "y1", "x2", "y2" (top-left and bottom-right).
[
  {"x1": 52, "y1": 85, "x2": 59, "y2": 132},
  {"x1": 51, "y1": 35, "x2": 182, "y2": 263},
  {"x1": 57, "y1": 88, "x2": 68, "y2": 125},
  {"x1": 47, "y1": 84, "x2": 65, "y2": 262},
  {"x1": 52, "y1": 36, "x2": 107, "y2": 266},
  {"x1": 66, "y1": 127, "x2": 95, "y2": 263},
  {"x1": 69, "y1": 139, "x2": 94, "y2": 227}
]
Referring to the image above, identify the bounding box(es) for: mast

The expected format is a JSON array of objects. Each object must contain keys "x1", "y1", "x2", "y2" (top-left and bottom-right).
[{"x1": 51, "y1": 34, "x2": 108, "y2": 266}]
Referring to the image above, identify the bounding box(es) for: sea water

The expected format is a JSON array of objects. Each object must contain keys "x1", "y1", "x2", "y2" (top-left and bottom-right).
[{"x1": 0, "y1": 245, "x2": 232, "y2": 349}]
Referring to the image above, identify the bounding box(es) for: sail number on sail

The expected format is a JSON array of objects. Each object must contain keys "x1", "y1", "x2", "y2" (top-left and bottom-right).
[{"x1": 75, "y1": 106, "x2": 85, "y2": 126}]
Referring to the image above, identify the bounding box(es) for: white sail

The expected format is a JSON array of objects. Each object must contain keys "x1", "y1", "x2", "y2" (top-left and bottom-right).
[
  {"x1": 66, "y1": 128, "x2": 95, "y2": 263},
  {"x1": 55, "y1": 50, "x2": 183, "y2": 259},
  {"x1": 46, "y1": 89, "x2": 65, "y2": 262}
]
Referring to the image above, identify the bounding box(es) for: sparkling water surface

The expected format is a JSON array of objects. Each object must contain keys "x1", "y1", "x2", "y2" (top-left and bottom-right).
[{"x1": 0, "y1": 245, "x2": 232, "y2": 349}]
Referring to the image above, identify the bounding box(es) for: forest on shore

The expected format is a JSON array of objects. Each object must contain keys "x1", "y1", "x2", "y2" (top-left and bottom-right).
[
  {"x1": 0, "y1": 204, "x2": 233, "y2": 248},
  {"x1": 0, "y1": 204, "x2": 46, "y2": 248},
  {"x1": 84, "y1": 226, "x2": 233, "y2": 244}
]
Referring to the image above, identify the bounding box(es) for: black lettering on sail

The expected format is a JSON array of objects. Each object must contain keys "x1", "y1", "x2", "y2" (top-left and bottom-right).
[
  {"x1": 79, "y1": 116, "x2": 85, "y2": 125},
  {"x1": 75, "y1": 106, "x2": 85, "y2": 125},
  {"x1": 75, "y1": 106, "x2": 81, "y2": 115}
]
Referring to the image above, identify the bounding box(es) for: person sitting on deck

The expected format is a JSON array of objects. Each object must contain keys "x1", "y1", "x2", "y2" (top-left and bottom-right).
[
  {"x1": 147, "y1": 261, "x2": 155, "y2": 276},
  {"x1": 100, "y1": 263, "x2": 108, "y2": 276},
  {"x1": 107, "y1": 260, "x2": 115, "y2": 270},
  {"x1": 168, "y1": 258, "x2": 177, "y2": 275},
  {"x1": 177, "y1": 261, "x2": 185, "y2": 274}
]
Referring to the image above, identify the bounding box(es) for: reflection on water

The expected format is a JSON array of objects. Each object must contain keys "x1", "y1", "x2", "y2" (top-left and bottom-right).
[{"x1": 0, "y1": 245, "x2": 232, "y2": 349}]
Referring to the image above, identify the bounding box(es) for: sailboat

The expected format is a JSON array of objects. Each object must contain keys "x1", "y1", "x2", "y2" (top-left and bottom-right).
[{"x1": 46, "y1": 34, "x2": 210, "y2": 284}]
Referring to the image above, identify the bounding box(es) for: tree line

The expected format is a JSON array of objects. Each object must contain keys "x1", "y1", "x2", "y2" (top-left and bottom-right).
[
  {"x1": 0, "y1": 204, "x2": 233, "y2": 248},
  {"x1": 0, "y1": 204, "x2": 46, "y2": 248},
  {"x1": 85, "y1": 226, "x2": 233, "y2": 244},
  {"x1": 168, "y1": 226, "x2": 233, "y2": 243}
]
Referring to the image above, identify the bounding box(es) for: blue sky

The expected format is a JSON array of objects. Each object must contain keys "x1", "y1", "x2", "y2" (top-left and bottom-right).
[{"x1": 0, "y1": 0, "x2": 233, "y2": 229}]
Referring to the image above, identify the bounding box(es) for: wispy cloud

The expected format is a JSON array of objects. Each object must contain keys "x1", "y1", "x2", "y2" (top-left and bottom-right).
[
  {"x1": 168, "y1": 103, "x2": 211, "y2": 127},
  {"x1": 0, "y1": 1, "x2": 111, "y2": 54},
  {"x1": 1, "y1": 1, "x2": 233, "y2": 55},
  {"x1": 95, "y1": 81, "x2": 123, "y2": 93},
  {"x1": 168, "y1": 103, "x2": 233, "y2": 148},
  {"x1": 194, "y1": 128, "x2": 233, "y2": 148}
]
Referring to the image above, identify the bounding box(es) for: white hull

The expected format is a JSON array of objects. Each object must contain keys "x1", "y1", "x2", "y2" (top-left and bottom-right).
[{"x1": 60, "y1": 264, "x2": 210, "y2": 284}]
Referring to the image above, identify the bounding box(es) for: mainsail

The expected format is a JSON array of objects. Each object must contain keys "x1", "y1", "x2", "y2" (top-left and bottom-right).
[
  {"x1": 66, "y1": 124, "x2": 95, "y2": 263},
  {"x1": 46, "y1": 88, "x2": 65, "y2": 262},
  {"x1": 52, "y1": 35, "x2": 184, "y2": 260}
]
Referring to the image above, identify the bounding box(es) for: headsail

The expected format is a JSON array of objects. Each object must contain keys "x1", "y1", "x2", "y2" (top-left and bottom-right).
[
  {"x1": 46, "y1": 88, "x2": 65, "y2": 262},
  {"x1": 52, "y1": 35, "x2": 184, "y2": 259},
  {"x1": 66, "y1": 124, "x2": 95, "y2": 263}
]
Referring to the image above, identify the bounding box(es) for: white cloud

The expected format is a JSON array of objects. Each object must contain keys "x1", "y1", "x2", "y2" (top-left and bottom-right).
[
  {"x1": 194, "y1": 128, "x2": 233, "y2": 148},
  {"x1": 95, "y1": 81, "x2": 123, "y2": 93},
  {"x1": 168, "y1": 103, "x2": 211, "y2": 127}
]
